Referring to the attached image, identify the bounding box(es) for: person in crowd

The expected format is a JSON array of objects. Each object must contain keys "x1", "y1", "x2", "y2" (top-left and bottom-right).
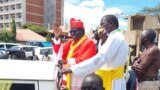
[
  {"x1": 42, "y1": 51, "x2": 50, "y2": 61},
  {"x1": 126, "y1": 67, "x2": 136, "y2": 90},
  {"x1": 81, "y1": 74, "x2": 104, "y2": 90},
  {"x1": 60, "y1": 14, "x2": 129, "y2": 90},
  {"x1": 26, "y1": 50, "x2": 39, "y2": 60},
  {"x1": 92, "y1": 26, "x2": 100, "y2": 53},
  {"x1": 132, "y1": 29, "x2": 160, "y2": 90},
  {"x1": 52, "y1": 18, "x2": 97, "y2": 90},
  {"x1": 125, "y1": 53, "x2": 136, "y2": 90}
]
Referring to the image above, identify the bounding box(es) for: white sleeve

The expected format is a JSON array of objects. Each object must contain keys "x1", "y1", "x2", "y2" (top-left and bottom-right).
[
  {"x1": 98, "y1": 39, "x2": 102, "y2": 50},
  {"x1": 67, "y1": 58, "x2": 76, "y2": 66},
  {"x1": 52, "y1": 37, "x2": 61, "y2": 44},
  {"x1": 71, "y1": 35, "x2": 121, "y2": 76}
]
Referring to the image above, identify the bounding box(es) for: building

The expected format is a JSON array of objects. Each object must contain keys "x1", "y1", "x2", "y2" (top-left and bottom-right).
[
  {"x1": 44, "y1": 0, "x2": 64, "y2": 29},
  {"x1": 124, "y1": 14, "x2": 160, "y2": 56},
  {"x1": 0, "y1": 0, "x2": 64, "y2": 29}
]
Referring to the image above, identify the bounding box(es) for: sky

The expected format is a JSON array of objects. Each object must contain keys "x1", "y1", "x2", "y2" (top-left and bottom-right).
[{"x1": 64, "y1": 0, "x2": 160, "y2": 32}]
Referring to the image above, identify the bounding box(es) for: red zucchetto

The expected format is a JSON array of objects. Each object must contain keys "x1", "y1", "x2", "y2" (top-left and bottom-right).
[{"x1": 70, "y1": 18, "x2": 84, "y2": 29}]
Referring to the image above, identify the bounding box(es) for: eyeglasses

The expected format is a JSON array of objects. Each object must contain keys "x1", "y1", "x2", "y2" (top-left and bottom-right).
[{"x1": 69, "y1": 29, "x2": 79, "y2": 35}]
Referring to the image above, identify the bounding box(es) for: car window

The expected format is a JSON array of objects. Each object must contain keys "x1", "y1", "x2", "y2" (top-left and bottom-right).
[
  {"x1": 40, "y1": 48, "x2": 53, "y2": 55},
  {"x1": 0, "y1": 44, "x2": 4, "y2": 49},
  {"x1": 40, "y1": 49, "x2": 47, "y2": 55},
  {"x1": 6, "y1": 45, "x2": 18, "y2": 49},
  {"x1": 23, "y1": 47, "x2": 37, "y2": 52},
  {"x1": 21, "y1": 47, "x2": 26, "y2": 51},
  {"x1": 10, "y1": 46, "x2": 20, "y2": 50},
  {"x1": 47, "y1": 49, "x2": 53, "y2": 55},
  {"x1": 29, "y1": 47, "x2": 35, "y2": 51}
]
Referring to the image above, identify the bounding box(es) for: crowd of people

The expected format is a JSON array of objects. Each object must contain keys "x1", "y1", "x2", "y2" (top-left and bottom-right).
[{"x1": 51, "y1": 14, "x2": 160, "y2": 90}]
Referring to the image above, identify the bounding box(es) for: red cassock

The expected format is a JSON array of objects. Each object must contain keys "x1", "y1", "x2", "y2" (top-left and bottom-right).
[
  {"x1": 52, "y1": 36, "x2": 96, "y2": 64},
  {"x1": 52, "y1": 36, "x2": 96, "y2": 90}
]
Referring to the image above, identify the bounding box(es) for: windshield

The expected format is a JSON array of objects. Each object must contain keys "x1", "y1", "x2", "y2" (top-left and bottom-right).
[
  {"x1": 10, "y1": 46, "x2": 21, "y2": 50},
  {"x1": 40, "y1": 48, "x2": 53, "y2": 55}
]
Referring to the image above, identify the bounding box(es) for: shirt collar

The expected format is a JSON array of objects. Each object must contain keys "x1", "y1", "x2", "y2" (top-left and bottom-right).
[{"x1": 109, "y1": 29, "x2": 122, "y2": 35}]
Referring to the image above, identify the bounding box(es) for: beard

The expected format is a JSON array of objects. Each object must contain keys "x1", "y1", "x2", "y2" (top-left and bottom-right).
[
  {"x1": 71, "y1": 35, "x2": 81, "y2": 41},
  {"x1": 140, "y1": 41, "x2": 146, "y2": 51}
]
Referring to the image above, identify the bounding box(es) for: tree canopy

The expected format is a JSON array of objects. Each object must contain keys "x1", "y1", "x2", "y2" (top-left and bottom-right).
[
  {"x1": 141, "y1": 2, "x2": 160, "y2": 15},
  {"x1": 11, "y1": 18, "x2": 16, "y2": 42},
  {"x1": 11, "y1": 18, "x2": 16, "y2": 35},
  {"x1": 46, "y1": 33, "x2": 52, "y2": 42},
  {"x1": 21, "y1": 23, "x2": 48, "y2": 33},
  {"x1": 0, "y1": 29, "x2": 16, "y2": 43}
]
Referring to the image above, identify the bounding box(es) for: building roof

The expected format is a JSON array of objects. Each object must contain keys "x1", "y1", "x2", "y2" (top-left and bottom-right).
[
  {"x1": 16, "y1": 29, "x2": 46, "y2": 42},
  {"x1": 125, "y1": 13, "x2": 160, "y2": 20},
  {"x1": 125, "y1": 13, "x2": 146, "y2": 19}
]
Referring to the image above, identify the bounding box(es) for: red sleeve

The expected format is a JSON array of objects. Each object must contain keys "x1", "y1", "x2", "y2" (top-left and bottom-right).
[
  {"x1": 52, "y1": 40, "x2": 71, "y2": 64},
  {"x1": 61, "y1": 40, "x2": 72, "y2": 63},
  {"x1": 75, "y1": 39, "x2": 97, "y2": 64}
]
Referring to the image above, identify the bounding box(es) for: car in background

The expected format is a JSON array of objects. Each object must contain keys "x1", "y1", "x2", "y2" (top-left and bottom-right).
[
  {"x1": 34, "y1": 47, "x2": 54, "y2": 61},
  {"x1": 0, "y1": 43, "x2": 21, "y2": 59},
  {"x1": 8, "y1": 45, "x2": 39, "y2": 58},
  {"x1": 0, "y1": 43, "x2": 21, "y2": 50},
  {"x1": 0, "y1": 48, "x2": 7, "y2": 57},
  {"x1": 8, "y1": 50, "x2": 26, "y2": 60},
  {"x1": 26, "y1": 41, "x2": 52, "y2": 47}
]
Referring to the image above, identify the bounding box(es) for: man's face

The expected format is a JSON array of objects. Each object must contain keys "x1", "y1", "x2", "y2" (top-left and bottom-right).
[
  {"x1": 81, "y1": 78, "x2": 104, "y2": 90},
  {"x1": 140, "y1": 31, "x2": 148, "y2": 47},
  {"x1": 69, "y1": 28, "x2": 83, "y2": 40},
  {"x1": 100, "y1": 19, "x2": 112, "y2": 35}
]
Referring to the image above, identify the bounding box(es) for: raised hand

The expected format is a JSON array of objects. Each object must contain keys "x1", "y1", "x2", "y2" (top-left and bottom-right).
[{"x1": 53, "y1": 22, "x2": 62, "y2": 39}]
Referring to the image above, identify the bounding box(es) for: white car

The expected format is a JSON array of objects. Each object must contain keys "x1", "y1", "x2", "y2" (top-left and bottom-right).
[
  {"x1": 0, "y1": 60, "x2": 58, "y2": 90},
  {"x1": 9, "y1": 45, "x2": 39, "y2": 58},
  {"x1": 0, "y1": 43, "x2": 21, "y2": 50},
  {"x1": 0, "y1": 49, "x2": 6, "y2": 57},
  {"x1": 34, "y1": 47, "x2": 54, "y2": 61}
]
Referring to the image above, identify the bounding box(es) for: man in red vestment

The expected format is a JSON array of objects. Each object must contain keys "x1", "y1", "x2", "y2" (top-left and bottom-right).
[{"x1": 52, "y1": 18, "x2": 96, "y2": 90}]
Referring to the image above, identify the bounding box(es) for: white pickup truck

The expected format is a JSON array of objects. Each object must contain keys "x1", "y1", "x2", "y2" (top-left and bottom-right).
[{"x1": 0, "y1": 60, "x2": 58, "y2": 90}]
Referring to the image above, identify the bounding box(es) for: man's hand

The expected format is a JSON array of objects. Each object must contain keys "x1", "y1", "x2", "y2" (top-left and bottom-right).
[
  {"x1": 98, "y1": 28, "x2": 105, "y2": 39},
  {"x1": 132, "y1": 58, "x2": 140, "y2": 66},
  {"x1": 131, "y1": 65, "x2": 142, "y2": 75},
  {"x1": 131, "y1": 59, "x2": 143, "y2": 75},
  {"x1": 57, "y1": 60, "x2": 64, "y2": 69},
  {"x1": 58, "y1": 60, "x2": 64, "y2": 65},
  {"x1": 53, "y1": 22, "x2": 62, "y2": 39},
  {"x1": 98, "y1": 28, "x2": 107, "y2": 45},
  {"x1": 59, "y1": 68, "x2": 72, "y2": 75}
]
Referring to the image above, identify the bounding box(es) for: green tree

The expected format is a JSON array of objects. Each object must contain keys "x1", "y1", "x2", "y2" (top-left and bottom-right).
[
  {"x1": 11, "y1": 18, "x2": 16, "y2": 42},
  {"x1": 11, "y1": 18, "x2": 16, "y2": 35},
  {"x1": 141, "y1": 2, "x2": 160, "y2": 15},
  {"x1": 0, "y1": 29, "x2": 16, "y2": 43},
  {"x1": 21, "y1": 23, "x2": 47, "y2": 33},
  {"x1": 46, "y1": 33, "x2": 52, "y2": 42},
  {"x1": 21, "y1": 23, "x2": 32, "y2": 29}
]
